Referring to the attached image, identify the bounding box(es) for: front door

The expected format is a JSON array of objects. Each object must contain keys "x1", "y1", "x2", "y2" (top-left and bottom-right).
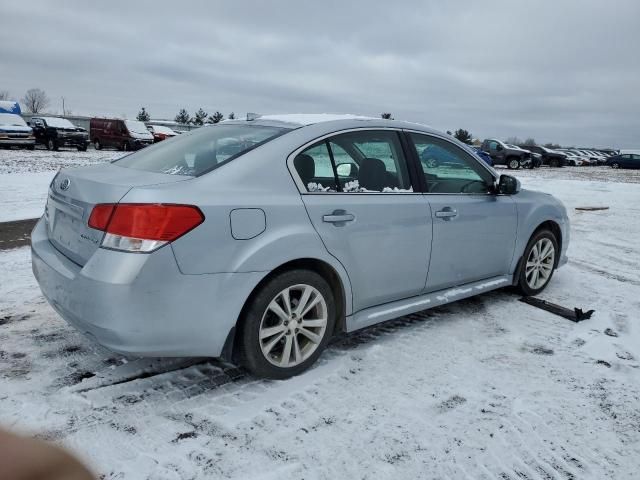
[
  {"x1": 293, "y1": 129, "x2": 432, "y2": 312},
  {"x1": 409, "y1": 132, "x2": 518, "y2": 292}
]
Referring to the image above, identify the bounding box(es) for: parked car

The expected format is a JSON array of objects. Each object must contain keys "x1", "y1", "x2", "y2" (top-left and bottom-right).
[
  {"x1": 559, "y1": 150, "x2": 585, "y2": 166},
  {"x1": 606, "y1": 153, "x2": 640, "y2": 169},
  {"x1": 90, "y1": 118, "x2": 154, "y2": 151},
  {"x1": 472, "y1": 147, "x2": 493, "y2": 166},
  {"x1": 0, "y1": 113, "x2": 35, "y2": 150},
  {"x1": 518, "y1": 145, "x2": 566, "y2": 167},
  {"x1": 147, "y1": 125, "x2": 178, "y2": 142},
  {"x1": 30, "y1": 117, "x2": 90, "y2": 151},
  {"x1": 32, "y1": 115, "x2": 569, "y2": 379},
  {"x1": 481, "y1": 138, "x2": 532, "y2": 169}
]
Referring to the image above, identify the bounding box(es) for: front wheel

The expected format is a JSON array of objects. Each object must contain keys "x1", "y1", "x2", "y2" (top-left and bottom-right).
[
  {"x1": 507, "y1": 158, "x2": 520, "y2": 170},
  {"x1": 517, "y1": 230, "x2": 558, "y2": 296},
  {"x1": 47, "y1": 139, "x2": 58, "y2": 151},
  {"x1": 94, "y1": 140, "x2": 101, "y2": 150},
  {"x1": 239, "y1": 270, "x2": 336, "y2": 379},
  {"x1": 611, "y1": 162, "x2": 620, "y2": 169}
]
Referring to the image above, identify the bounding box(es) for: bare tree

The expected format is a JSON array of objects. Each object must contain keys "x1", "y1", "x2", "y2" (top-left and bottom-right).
[
  {"x1": 523, "y1": 138, "x2": 536, "y2": 146},
  {"x1": 22, "y1": 88, "x2": 50, "y2": 113},
  {"x1": 505, "y1": 136, "x2": 522, "y2": 145},
  {"x1": 0, "y1": 90, "x2": 10, "y2": 101}
]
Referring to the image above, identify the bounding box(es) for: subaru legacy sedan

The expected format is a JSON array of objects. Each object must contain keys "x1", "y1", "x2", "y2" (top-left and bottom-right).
[{"x1": 32, "y1": 115, "x2": 569, "y2": 378}]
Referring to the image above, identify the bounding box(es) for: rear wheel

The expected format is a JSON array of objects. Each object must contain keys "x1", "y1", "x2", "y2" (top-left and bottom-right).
[
  {"x1": 94, "y1": 139, "x2": 101, "y2": 150},
  {"x1": 517, "y1": 230, "x2": 558, "y2": 296},
  {"x1": 507, "y1": 158, "x2": 520, "y2": 170},
  {"x1": 611, "y1": 162, "x2": 620, "y2": 169},
  {"x1": 239, "y1": 270, "x2": 335, "y2": 379},
  {"x1": 77, "y1": 145, "x2": 87, "y2": 152},
  {"x1": 47, "y1": 139, "x2": 58, "y2": 151}
]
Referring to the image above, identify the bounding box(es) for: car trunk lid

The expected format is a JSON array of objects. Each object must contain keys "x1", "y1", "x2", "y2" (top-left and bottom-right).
[{"x1": 46, "y1": 163, "x2": 190, "y2": 266}]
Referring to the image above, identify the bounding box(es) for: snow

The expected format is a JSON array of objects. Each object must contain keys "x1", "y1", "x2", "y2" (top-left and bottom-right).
[
  {"x1": 1, "y1": 159, "x2": 640, "y2": 478},
  {"x1": 149, "y1": 125, "x2": 177, "y2": 135},
  {"x1": 258, "y1": 113, "x2": 377, "y2": 125},
  {"x1": 0, "y1": 148, "x2": 118, "y2": 221},
  {"x1": 40, "y1": 117, "x2": 76, "y2": 129}
]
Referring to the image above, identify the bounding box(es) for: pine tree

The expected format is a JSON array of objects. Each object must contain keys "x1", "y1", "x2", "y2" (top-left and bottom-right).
[
  {"x1": 136, "y1": 107, "x2": 150, "y2": 122},
  {"x1": 380, "y1": 112, "x2": 393, "y2": 119},
  {"x1": 175, "y1": 109, "x2": 190, "y2": 124},
  {"x1": 208, "y1": 111, "x2": 224, "y2": 123},
  {"x1": 192, "y1": 108, "x2": 208, "y2": 126},
  {"x1": 454, "y1": 129, "x2": 473, "y2": 145},
  {"x1": 228, "y1": 112, "x2": 235, "y2": 120}
]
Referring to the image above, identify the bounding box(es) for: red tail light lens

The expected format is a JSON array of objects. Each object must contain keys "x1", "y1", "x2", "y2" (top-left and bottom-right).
[{"x1": 89, "y1": 203, "x2": 204, "y2": 242}]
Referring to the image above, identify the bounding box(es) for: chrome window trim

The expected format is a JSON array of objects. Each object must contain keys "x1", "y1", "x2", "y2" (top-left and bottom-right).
[{"x1": 286, "y1": 127, "x2": 420, "y2": 195}]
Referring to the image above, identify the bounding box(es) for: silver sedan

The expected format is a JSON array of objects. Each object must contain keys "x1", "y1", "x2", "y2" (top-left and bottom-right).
[{"x1": 32, "y1": 114, "x2": 569, "y2": 378}]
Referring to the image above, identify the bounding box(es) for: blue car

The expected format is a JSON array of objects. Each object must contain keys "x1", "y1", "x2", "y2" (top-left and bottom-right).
[
  {"x1": 472, "y1": 147, "x2": 494, "y2": 166},
  {"x1": 607, "y1": 153, "x2": 640, "y2": 169}
]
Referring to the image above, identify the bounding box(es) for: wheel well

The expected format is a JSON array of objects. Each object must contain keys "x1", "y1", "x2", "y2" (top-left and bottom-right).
[
  {"x1": 225, "y1": 258, "x2": 347, "y2": 363},
  {"x1": 532, "y1": 220, "x2": 562, "y2": 267}
]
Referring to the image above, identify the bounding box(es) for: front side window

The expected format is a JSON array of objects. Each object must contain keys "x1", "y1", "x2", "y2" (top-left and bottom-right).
[
  {"x1": 410, "y1": 133, "x2": 493, "y2": 194},
  {"x1": 116, "y1": 124, "x2": 291, "y2": 176}
]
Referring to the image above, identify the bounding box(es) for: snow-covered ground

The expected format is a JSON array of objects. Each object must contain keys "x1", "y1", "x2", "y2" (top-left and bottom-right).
[
  {"x1": 0, "y1": 148, "x2": 118, "y2": 222},
  {"x1": 1, "y1": 160, "x2": 640, "y2": 478}
]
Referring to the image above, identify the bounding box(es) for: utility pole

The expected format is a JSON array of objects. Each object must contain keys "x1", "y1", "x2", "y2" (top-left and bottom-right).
[{"x1": 61, "y1": 96, "x2": 66, "y2": 116}]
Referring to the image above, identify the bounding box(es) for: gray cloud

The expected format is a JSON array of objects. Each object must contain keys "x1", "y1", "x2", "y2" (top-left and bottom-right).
[{"x1": 1, "y1": 0, "x2": 639, "y2": 147}]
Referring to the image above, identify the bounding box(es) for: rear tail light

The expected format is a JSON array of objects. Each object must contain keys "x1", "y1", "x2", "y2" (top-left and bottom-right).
[{"x1": 88, "y1": 203, "x2": 204, "y2": 253}]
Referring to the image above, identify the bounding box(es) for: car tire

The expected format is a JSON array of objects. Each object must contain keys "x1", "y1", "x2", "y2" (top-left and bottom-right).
[
  {"x1": 47, "y1": 139, "x2": 58, "y2": 151},
  {"x1": 611, "y1": 162, "x2": 620, "y2": 169},
  {"x1": 77, "y1": 145, "x2": 87, "y2": 152},
  {"x1": 516, "y1": 229, "x2": 558, "y2": 297},
  {"x1": 239, "y1": 269, "x2": 336, "y2": 379},
  {"x1": 507, "y1": 158, "x2": 520, "y2": 170},
  {"x1": 94, "y1": 140, "x2": 101, "y2": 150}
]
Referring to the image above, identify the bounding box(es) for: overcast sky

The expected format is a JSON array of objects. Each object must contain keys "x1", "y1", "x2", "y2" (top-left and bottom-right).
[{"x1": 2, "y1": 1, "x2": 639, "y2": 148}]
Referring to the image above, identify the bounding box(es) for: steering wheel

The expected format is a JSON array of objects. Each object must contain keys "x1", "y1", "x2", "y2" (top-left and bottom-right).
[{"x1": 460, "y1": 179, "x2": 488, "y2": 193}]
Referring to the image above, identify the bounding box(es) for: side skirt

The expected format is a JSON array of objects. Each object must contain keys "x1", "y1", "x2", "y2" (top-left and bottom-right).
[{"x1": 345, "y1": 275, "x2": 512, "y2": 332}]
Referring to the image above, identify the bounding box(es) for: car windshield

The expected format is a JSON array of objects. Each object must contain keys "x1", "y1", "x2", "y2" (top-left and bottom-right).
[
  {"x1": 0, "y1": 113, "x2": 28, "y2": 126},
  {"x1": 42, "y1": 117, "x2": 75, "y2": 129},
  {"x1": 124, "y1": 120, "x2": 151, "y2": 135},
  {"x1": 115, "y1": 124, "x2": 291, "y2": 176}
]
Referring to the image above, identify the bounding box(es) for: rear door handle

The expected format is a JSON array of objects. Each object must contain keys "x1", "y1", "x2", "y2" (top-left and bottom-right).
[
  {"x1": 435, "y1": 207, "x2": 458, "y2": 219},
  {"x1": 323, "y1": 210, "x2": 355, "y2": 224}
]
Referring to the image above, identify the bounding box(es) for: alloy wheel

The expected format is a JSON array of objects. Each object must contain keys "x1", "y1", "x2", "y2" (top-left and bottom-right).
[
  {"x1": 509, "y1": 159, "x2": 520, "y2": 169},
  {"x1": 525, "y1": 238, "x2": 555, "y2": 290},
  {"x1": 612, "y1": 163, "x2": 619, "y2": 169},
  {"x1": 259, "y1": 284, "x2": 328, "y2": 368}
]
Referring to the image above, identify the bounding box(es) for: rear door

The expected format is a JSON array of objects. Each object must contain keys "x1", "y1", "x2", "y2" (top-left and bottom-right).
[
  {"x1": 294, "y1": 129, "x2": 432, "y2": 312},
  {"x1": 407, "y1": 132, "x2": 518, "y2": 292}
]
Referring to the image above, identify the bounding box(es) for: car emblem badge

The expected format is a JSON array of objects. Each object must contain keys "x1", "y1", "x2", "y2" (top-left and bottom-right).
[{"x1": 59, "y1": 178, "x2": 71, "y2": 191}]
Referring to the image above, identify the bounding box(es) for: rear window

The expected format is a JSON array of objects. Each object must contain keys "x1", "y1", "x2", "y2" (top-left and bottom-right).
[{"x1": 115, "y1": 124, "x2": 291, "y2": 176}]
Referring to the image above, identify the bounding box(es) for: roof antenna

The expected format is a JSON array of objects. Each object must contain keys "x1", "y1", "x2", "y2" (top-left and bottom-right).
[{"x1": 246, "y1": 113, "x2": 261, "y2": 121}]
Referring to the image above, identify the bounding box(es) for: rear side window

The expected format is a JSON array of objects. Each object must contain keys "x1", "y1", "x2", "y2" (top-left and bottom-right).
[
  {"x1": 292, "y1": 130, "x2": 413, "y2": 193},
  {"x1": 115, "y1": 124, "x2": 290, "y2": 176}
]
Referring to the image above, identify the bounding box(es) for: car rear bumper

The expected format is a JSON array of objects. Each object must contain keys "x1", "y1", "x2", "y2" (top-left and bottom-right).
[{"x1": 31, "y1": 217, "x2": 265, "y2": 357}]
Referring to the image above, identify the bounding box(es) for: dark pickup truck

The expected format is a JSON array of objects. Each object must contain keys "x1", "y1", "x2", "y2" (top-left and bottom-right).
[
  {"x1": 481, "y1": 138, "x2": 531, "y2": 169},
  {"x1": 30, "y1": 117, "x2": 90, "y2": 151}
]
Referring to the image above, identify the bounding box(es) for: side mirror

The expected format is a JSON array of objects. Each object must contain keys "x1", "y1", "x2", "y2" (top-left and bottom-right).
[
  {"x1": 336, "y1": 163, "x2": 358, "y2": 177},
  {"x1": 496, "y1": 174, "x2": 520, "y2": 195}
]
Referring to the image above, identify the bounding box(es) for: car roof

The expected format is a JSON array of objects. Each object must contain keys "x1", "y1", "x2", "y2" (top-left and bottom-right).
[{"x1": 222, "y1": 113, "x2": 442, "y2": 135}]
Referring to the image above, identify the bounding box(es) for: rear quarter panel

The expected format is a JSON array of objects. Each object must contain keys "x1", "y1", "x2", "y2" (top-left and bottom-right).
[{"x1": 118, "y1": 133, "x2": 355, "y2": 314}]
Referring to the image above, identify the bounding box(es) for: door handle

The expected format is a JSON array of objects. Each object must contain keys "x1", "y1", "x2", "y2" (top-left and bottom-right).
[
  {"x1": 323, "y1": 210, "x2": 355, "y2": 224},
  {"x1": 435, "y1": 208, "x2": 458, "y2": 219}
]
